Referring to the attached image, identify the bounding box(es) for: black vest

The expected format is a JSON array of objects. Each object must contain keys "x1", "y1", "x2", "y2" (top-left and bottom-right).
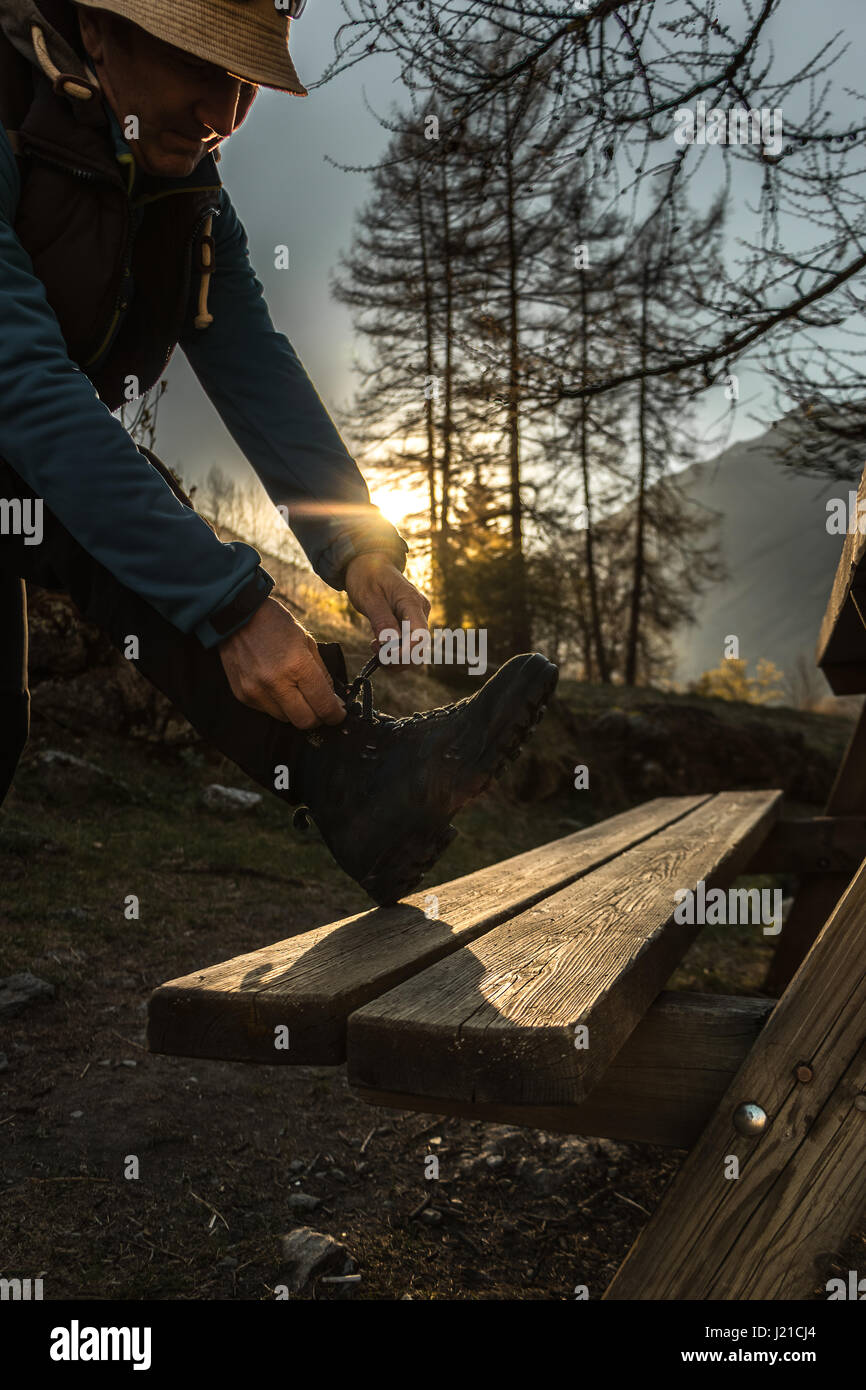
[{"x1": 0, "y1": 19, "x2": 228, "y2": 411}]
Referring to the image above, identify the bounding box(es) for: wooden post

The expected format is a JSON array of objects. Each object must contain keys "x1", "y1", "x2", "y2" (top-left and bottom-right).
[
  {"x1": 765, "y1": 704, "x2": 866, "y2": 993},
  {"x1": 605, "y1": 857, "x2": 866, "y2": 1300}
]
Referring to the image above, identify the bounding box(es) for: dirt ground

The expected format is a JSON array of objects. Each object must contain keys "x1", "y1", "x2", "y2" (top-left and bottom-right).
[{"x1": 1, "y1": 716, "x2": 863, "y2": 1301}]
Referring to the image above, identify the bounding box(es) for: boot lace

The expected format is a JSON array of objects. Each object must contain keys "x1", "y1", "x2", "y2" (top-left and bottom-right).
[{"x1": 344, "y1": 653, "x2": 466, "y2": 728}]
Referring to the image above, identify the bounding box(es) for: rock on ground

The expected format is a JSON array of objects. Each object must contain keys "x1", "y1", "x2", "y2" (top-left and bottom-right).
[
  {"x1": 0, "y1": 972, "x2": 55, "y2": 1018},
  {"x1": 278, "y1": 1228, "x2": 355, "y2": 1293},
  {"x1": 16, "y1": 749, "x2": 135, "y2": 805},
  {"x1": 287, "y1": 1192, "x2": 320, "y2": 1213},
  {"x1": 201, "y1": 784, "x2": 262, "y2": 813}
]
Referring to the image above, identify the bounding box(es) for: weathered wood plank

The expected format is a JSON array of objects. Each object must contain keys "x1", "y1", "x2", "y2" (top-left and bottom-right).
[
  {"x1": 605, "y1": 855, "x2": 866, "y2": 1300},
  {"x1": 816, "y1": 463, "x2": 866, "y2": 689},
  {"x1": 763, "y1": 873, "x2": 849, "y2": 996},
  {"x1": 353, "y1": 991, "x2": 775, "y2": 1149},
  {"x1": 147, "y1": 795, "x2": 709, "y2": 1064},
  {"x1": 763, "y1": 706, "x2": 866, "y2": 992},
  {"x1": 825, "y1": 703, "x2": 866, "y2": 814},
  {"x1": 748, "y1": 816, "x2": 866, "y2": 874},
  {"x1": 347, "y1": 791, "x2": 781, "y2": 1107},
  {"x1": 818, "y1": 661, "x2": 866, "y2": 696}
]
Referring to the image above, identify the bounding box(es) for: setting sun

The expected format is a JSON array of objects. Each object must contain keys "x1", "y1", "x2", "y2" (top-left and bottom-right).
[{"x1": 371, "y1": 482, "x2": 425, "y2": 529}]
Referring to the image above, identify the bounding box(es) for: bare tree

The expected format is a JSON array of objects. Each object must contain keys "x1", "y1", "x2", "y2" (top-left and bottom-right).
[{"x1": 322, "y1": 1, "x2": 866, "y2": 411}]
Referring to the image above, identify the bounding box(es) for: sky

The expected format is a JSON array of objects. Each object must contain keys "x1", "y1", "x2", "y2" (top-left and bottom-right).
[
  {"x1": 151, "y1": 0, "x2": 866, "y2": 534},
  {"x1": 155, "y1": 0, "x2": 400, "y2": 510}
]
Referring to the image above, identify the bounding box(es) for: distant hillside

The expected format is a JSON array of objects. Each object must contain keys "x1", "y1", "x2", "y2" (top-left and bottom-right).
[{"x1": 668, "y1": 426, "x2": 849, "y2": 690}]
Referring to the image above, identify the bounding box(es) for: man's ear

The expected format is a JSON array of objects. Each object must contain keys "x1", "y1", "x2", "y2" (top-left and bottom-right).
[
  {"x1": 75, "y1": 4, "x2": 106, "y2": 65},
  {"x1": 234, "y1": 82, "x2": 259, "y2": 133}
]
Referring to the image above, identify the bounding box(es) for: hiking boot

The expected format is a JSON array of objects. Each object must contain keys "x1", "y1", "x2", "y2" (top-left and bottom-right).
[{"x1": 294, "y1": 645, "x2": 559, "y2": 906}]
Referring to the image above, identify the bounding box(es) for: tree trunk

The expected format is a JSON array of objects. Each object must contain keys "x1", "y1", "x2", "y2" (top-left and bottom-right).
[
  {"x1": 579, "y1": 269, "x2": 610, "y2": 683},
  {"x1": 416, "y1": 181, "x2": 439, "y2": 603},
  {"x1": 503, "y1": 98, "x2": 532, "y2": 652},
  {"x1": 625, "y1": 268, "x2": 650, "y2": 687},
  {"x1": 439, "y1": 164, "x2": 459, "y2": 626}
]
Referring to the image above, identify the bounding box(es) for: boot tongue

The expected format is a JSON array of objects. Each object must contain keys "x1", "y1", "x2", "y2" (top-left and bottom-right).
[{"x1": 316, "y1": 642, "x2": 349, "y2": 692}]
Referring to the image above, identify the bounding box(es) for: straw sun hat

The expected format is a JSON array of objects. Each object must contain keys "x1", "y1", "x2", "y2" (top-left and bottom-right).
[{"x1": 73, "y1": 0, "x2": 308, "y2": 95}]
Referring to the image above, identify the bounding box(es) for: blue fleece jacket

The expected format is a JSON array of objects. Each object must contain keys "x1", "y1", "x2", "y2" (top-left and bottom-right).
[{"x1": 0, "y1": 101, "x2": 406, "y2": 647}]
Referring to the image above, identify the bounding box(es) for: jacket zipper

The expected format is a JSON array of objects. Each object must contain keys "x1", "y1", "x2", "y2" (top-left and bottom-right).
[
  {"x1": 26, "y1": 147, "x2": 114, "y2": 185},
  {"x1": 26, "y1": 147, "x2": 130, "y2": 368},
  {"x1": 26, "y1": 145, "x2": 217, "y2": 375},
  {"x1": 82, "y1": 206, "x2": 134, "y2": 369}
]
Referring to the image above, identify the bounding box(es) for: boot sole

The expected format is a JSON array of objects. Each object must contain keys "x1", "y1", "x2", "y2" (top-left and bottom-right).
[{"x1": 361, "y1": 654, "x2": 559, "y2": 906}]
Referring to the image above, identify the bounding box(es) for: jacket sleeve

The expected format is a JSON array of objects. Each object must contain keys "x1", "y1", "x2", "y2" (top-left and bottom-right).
[
  {"x1": 178, "y1": 188, "x2": 408, "y2": 590},
  {"x1": 0, "y1": 124, "x2": 273, "y2": 649}
]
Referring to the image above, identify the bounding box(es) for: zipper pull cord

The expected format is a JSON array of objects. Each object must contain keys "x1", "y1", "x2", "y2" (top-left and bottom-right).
[
  {"x1": 193, "y1": 215, "x2": 216, "y2": 329},
  {"x1": 31, "y1": 24, "x2": 101, "y2": 102}
]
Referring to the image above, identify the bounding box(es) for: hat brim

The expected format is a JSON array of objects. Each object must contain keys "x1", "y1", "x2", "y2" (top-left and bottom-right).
[{"x1": 74, "y1": 0, "x2": 308, "y2": 95}]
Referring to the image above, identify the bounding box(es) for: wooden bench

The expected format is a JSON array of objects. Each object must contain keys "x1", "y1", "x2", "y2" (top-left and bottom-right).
[{"x1": 148, "y1": 464, "x2": 866, "y2": 1300}]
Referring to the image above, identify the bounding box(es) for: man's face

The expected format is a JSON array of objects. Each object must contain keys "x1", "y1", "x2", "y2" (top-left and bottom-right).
[{"x1": 77, "y1": 7, "x2": 258, "y2": 178}]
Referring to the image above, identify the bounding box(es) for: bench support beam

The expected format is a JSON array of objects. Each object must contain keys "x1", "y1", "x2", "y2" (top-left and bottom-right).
[
  {"x1": 765, "y1": 707, "x2": 866, "y2": 993},
  {"x1": 605, "y1": 856, "x2": 866, "y2": 1300},
  {"x1": 353, "y1": 991, "x2": 774, "y2": 1149}
]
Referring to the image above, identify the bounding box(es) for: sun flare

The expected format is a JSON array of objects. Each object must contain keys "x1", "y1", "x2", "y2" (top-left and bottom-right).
[{"x1": 371, "y1": 483, "x2": 424, "y2": 529}]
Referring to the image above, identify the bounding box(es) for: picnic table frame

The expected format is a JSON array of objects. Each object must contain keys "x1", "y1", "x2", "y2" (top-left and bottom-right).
[{"x1": 148, "y1": 462, "x2": 866, "y2": 1300}]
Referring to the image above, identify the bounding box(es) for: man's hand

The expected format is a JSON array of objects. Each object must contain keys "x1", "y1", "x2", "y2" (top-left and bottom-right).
[
  {"x1": 218, "y1": 596, "x2": 346, "y2": 730},
  {"x1": 345, "y1": 552, "x2": 431, "y2": 662}
]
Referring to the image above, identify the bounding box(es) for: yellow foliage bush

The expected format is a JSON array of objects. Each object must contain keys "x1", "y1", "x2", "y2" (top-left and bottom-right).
[{"x1": 691, "y1": 657, "x2": 786, "y2": 705}]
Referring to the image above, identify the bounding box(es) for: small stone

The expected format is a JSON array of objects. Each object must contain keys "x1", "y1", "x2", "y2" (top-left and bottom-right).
[
  {"x1": 287, "y1": 1159, "x2": 305, "y2": 1173},
  {"x1": 329, "y1": 1169, "x2": 347, "y2": 1182},
  {"x1": 287, "y1": 1192, "x2": 320, "y2": 1213},
  {"x1": 0, "y1": 828, "x2": 61, "y2": 857},
  {"x1": 97, "y1": 1059, "x2": 112, "y2": 1067},
  {"x1": 279, "y1": 1227, "x2": 354, "y2": 1293},
  {"x1": 70, "y1": 1110, "x2": 83, "y2": 1119},
  {"x1": 484, "y1": 1154, "x2": 505, "y2": 1169},
  {"x1": 28, "y1": 749, "x2": 134, "y2": 803},
  {"x1": 514, "y1": 1157, "x2": 557, "y2": 1192},
  {"x1": 121, "y1": 1059, "x2": 137, "y2": 1068},
  {"x1": 202, "y1": 784, "x2": 262, "y2": 813},
  {"x1": 528, "y1": 1167, "x2": 557, "y2": 1194},
  {"x1": 0, "y1": 972, "x2": 55, "y2": 1018},
  {"x1": 481, "y1": 1124, "x2": 524, "y2": 1152}
]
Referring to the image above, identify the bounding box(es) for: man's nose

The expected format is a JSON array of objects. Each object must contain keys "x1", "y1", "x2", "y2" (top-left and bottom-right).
[{"x1": 194, "y1": 76, "x2": 247, "y2": 137}]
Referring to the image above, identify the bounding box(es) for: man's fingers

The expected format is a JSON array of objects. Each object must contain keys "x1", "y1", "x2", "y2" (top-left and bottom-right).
[
  {"x1": 363, "y1": 596, "x2": 399, "y2": 644},
  {"x1": 293, "y1": 652, "x2": 347, "y2": 726},
  {"x1": 221, "y1": 661, "x2": 288, "y2": 722},
  {"x1": 393, "y1": 596, "x2": 431, "y2": 636},
  {"x1": 278, "y1": 686, "x2": 323, "y2": 731}
]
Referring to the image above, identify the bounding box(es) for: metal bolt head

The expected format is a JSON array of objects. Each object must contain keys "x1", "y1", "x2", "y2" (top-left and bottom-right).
[
  {"x1": 733, "y1": 1101, "x2": 768, "y2": 1136},
  {"x1": 795, "y1": 1063, "x2": 813, "y2": 1084}
]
